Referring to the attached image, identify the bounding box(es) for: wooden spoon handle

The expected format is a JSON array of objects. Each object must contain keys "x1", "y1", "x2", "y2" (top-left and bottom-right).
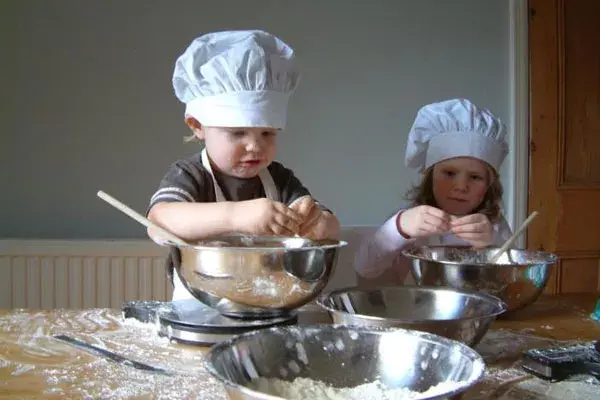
[
  {"x1": 97, "y1": 190, "x2": 188, "y2": 246},
  {"x1": 491, "y1": 211, "x2": 539, "y2": 263}
]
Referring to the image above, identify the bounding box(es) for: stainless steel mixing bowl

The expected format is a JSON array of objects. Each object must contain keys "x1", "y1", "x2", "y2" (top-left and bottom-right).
[
  {"x1": 403, "y1": 246, "x2": 559, "y2": 315},
  {"x1": 175, "y1": 236, "x2": 347, "y2": 318},
  {"x1": 205, "y1": 324, "x2": 485, "y2": 400},
  {"x1": 316, "y1": 286, "x2": 507, "y2": 347}
]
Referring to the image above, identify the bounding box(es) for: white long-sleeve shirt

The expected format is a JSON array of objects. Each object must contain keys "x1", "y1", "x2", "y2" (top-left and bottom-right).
[{"x1": 354, "y1": 210, "x2": 514, "y2": 279}]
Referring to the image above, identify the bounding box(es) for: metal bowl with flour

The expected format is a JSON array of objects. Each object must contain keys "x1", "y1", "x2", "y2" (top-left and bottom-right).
[
  {"x1": 175, "y1": 236, "x2": 346, "y2": 318},
  {"x1": 316, "y1": 286, "x2": 507, "y2": 347},
  {"x1": 403, "y1": 246, "x2": 559, "y2": 314},
  {"x1": 205, "y1": 324, "x2": 485, "y2": 400}
]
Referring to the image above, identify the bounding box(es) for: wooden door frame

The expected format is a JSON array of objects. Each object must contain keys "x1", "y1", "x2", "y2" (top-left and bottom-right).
[
  {"x1": 507, "y1": 0, "x2": 530, "y2": 247},
  {"x1": 527, "y1": 0, "x2": 557, "y2": 291},
  {"x1": 527, "y1": 0, "x2": 600, "y2": 294}
]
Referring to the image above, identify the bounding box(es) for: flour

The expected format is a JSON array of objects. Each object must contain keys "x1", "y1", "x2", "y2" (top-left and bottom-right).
[
  {"x1": 250, "y1": 377, "x2": 468, "y2": 400},
  {"x1": 251, "y1": 276, "x2": 280, "y2": 297},
  {"x1": 0, "y1": 309, "x2": 227, "y2": 399}
]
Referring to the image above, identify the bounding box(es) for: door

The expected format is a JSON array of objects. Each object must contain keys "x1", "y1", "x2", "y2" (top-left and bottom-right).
[{"x1": 529, "y1": 0, "x2": 600, "y2": 294}]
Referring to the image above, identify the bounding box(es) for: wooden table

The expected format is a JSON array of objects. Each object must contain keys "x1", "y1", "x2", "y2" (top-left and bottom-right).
[
  {"x1": 467, "y1": 294, "x2": 600, "y2": 399},
  {"x1": 1, "y1": 294, "x2": 598, "y2": 399}
]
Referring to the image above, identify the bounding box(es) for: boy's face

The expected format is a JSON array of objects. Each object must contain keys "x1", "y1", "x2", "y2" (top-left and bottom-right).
[
  {"x1": 431, "y1": 157, "x2": 491, "y2": 216},
  {"x1": 189, "y1": 120, "x2": 278, "y2": 178}
]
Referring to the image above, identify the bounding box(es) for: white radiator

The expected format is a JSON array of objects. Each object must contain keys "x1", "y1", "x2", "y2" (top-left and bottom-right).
[
  {"x1": 0, "y1": 240, "x2": 171, "y2": 309},
  {"x1": 0, "y1": 228, "x2": 371, "y2": 310}
]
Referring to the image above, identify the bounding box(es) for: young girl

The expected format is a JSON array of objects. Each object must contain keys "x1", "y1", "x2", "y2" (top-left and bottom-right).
[
  {"x1": 355, "y1": 98, "x2": 513, "y2": 287},
  {"x1": 146, "y1": 30, "x2": 340, "y2": 301}
]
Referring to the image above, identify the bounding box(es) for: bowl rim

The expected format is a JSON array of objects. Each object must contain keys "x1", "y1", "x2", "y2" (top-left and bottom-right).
[
  {"x1": 174, "y1": 236, "x2": 348, "y2": 251},
  {"x1": 316, "y1": 285, "x2": 508, "y2": 324},
  {"x1": 402, "y1": 245, "x2": 559, "y2": 267},
  {"x1": 204, "y1": 323, "x2": 486, "y2": 400}
]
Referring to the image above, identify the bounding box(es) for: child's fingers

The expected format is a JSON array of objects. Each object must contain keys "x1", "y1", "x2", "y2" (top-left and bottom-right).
[
  {"x1": 451, "y1": 223, "x2": 474, "y2": 233},
  {"x1": 451, "y1": 221, "x2": 488, "y2": 234},
  {"x1": 424, "y1": 206, "x2": 451, "y2": 221},
  {"x1": 294, "y1": 197, "x2": 315, "y2": 217},
  {"x1": 302, "y1": 211, "x2": 321, "y2": 227},
  {"x1": 274, "y1": 213, "x2": 300, "y2": 234},
  {"x1": 278, "y1": 203, "x2": 303, "y2": 223},
  {"x1": 267, "y1": 221, "x2": 296, "y2": 236},
  {"x1": 451, "y1": 213, "x2": 485, "y2": 226},
  {"x1": 289, "y1": 196, "x2": 315, "y2": 216},
  {"x1": 423, "y1": 214, "x2": 450, "y2": 232},
  {"x1": 454, "y1": 231, "x2": 491, "y2": 248},
  {"x1": 420, "y1": 221, "x2": 447, "y2": 235},
  {"x1": 453, "y1": 232, "x2": 482, "y2": 240},
  {"x1": 276, "y1": 224, "x2": 299, "y2": 236},
  {"x1": 299, "y1": 210, "x2": 321, "y2": 235}
]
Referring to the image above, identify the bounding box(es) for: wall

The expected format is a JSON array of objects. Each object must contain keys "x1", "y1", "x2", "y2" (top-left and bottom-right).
[{"x1": 0, "y1": 0, "x2": 512, "y2": 239}]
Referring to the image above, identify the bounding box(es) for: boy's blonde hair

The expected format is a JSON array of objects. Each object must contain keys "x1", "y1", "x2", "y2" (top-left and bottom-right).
[
  {"x1": 405, "y1": 165, "x2": 504, "y2": 222},
  {"x1": 183, "y1": 116, "x2": 202, "y2": 143},
  {"x1": 183, "y1": 132, "x2": 200, "y2": 143}
]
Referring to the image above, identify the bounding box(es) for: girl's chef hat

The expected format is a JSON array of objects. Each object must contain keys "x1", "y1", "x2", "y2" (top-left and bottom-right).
[
  {"x1": 172, "y1": 30, "x2": 300, "y2": 129},
  {"x1": 405, "y1": 98, "x2": 508, "y2": 173}
]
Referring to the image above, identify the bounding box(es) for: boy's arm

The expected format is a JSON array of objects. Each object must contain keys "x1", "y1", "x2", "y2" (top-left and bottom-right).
[
  {"x1": 146, "y1": 158, "x2": 239, "y2": 243},
  {"x1": 147, "y1": 159, "x2": 303, "y2": 242},
  {"x1": 315, "y1": 210, "x2": 341, "y2": 240},
  {"x1": 147, "y1": 201, "x2": 237, "y2": 242}
]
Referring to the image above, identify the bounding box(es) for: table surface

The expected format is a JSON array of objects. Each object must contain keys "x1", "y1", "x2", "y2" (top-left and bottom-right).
[{"x1": 1, "y1": 294, "x2": 599, "y2": 399}]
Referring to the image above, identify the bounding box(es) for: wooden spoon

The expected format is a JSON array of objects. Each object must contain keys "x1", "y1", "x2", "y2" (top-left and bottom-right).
[
  {"x1": 97, "y1": 190, "x2": 189, "y2": 246},
  {"x1": 489, "y1": 211, "x2": 539, "y2": 263}
]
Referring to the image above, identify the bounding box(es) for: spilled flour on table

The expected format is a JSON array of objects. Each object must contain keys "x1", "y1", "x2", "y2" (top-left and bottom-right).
[
  {"x1": 0, "y1": 309, "x2": 227, "y2": 399},
  {"x1": 250, "y1": 377, "x2": 467, "y2": 400},
  {"x1": 467, "y1": 329, "x2": 599, "y2": 399}
]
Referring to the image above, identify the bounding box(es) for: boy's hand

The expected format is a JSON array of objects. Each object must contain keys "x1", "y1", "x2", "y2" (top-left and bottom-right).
[
  {"x1": 450, "y1": 213, "x2": 493, "y2": 248},
  {"x1": 232, "y1": 198, "x2": 301, "y2": 236},
  {"x1": 398, "y1": 205, "x2": 451, "y2": 238},
  {"x1": 289, "y1": 196, "x2": 328, "y2": 240}
]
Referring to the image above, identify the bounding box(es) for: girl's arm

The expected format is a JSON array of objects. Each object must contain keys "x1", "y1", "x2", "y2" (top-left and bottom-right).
[
  {"x1": 354, "y1": 211, "x2": 415, "y2": 280},
  {"x1": 355, "y1": 253, "x2": 413, "y2": 288}
]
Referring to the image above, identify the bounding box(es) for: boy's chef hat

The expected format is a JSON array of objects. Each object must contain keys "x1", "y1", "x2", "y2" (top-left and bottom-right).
[
  {"x1": 405, "y1": 98, "x2": 508, "y2": 172},
  {"x1": 172, "y1": 30, "x2": 300, "y2": 129}
]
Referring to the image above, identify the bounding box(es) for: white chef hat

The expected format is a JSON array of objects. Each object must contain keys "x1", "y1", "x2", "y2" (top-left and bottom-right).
[
  {"x1": 405, "y1": 98, "x2": 508, "y2": 173},
  {"x1": 172, "y1": 30, "x2": 300, "y2": 129}
]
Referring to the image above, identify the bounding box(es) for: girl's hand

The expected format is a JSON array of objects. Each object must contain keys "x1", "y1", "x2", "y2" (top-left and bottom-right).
[
  {"x1": 397, "y1": 205, "x2": 451, "y2": 238},
  {"x1": 450, "y1": 213, "x2": 493, "y2": 248}
]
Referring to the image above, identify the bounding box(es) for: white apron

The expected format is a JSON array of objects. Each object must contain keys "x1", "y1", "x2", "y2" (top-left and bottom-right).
[{"x1": 171, "y1": 149, "x2": 280, "y2": 301}]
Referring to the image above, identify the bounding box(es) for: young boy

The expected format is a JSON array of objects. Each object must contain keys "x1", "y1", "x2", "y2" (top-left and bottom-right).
[{"x1": 146, "y1": 30, "x2": 340, "y2": 300}]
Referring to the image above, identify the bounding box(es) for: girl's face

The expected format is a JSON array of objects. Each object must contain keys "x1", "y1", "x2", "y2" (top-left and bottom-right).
[
  {"x1": 432, "y1": 157, "x2": 491, "y2": 216},
  {"x1": 187, "y1": 118, "x2": 278, "y2": 178}
]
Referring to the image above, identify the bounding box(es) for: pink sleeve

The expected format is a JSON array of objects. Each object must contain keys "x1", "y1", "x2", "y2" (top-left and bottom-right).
[{"x1": 354, "y1": 211, "x2": 415, "y2": 278}]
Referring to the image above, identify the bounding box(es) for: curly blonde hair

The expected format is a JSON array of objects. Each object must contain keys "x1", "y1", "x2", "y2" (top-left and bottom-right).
[{"x1": 405, "y1": 165, "x2": 504, "y2": 222}]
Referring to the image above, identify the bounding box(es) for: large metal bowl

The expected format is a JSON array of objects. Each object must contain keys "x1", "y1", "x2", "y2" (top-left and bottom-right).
[
  {"x1": 205, "y1": 324, "x2": 485, "y2": 400},
  {"x1": 175, "y1": 236, "x2": 346, "y2": 318},
  {"x1": 316, "y1": 286, "x2": 507, "y2": 347},
  {"x1": 403, "y1": 246, "x2": 559, "y2": 315}
]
